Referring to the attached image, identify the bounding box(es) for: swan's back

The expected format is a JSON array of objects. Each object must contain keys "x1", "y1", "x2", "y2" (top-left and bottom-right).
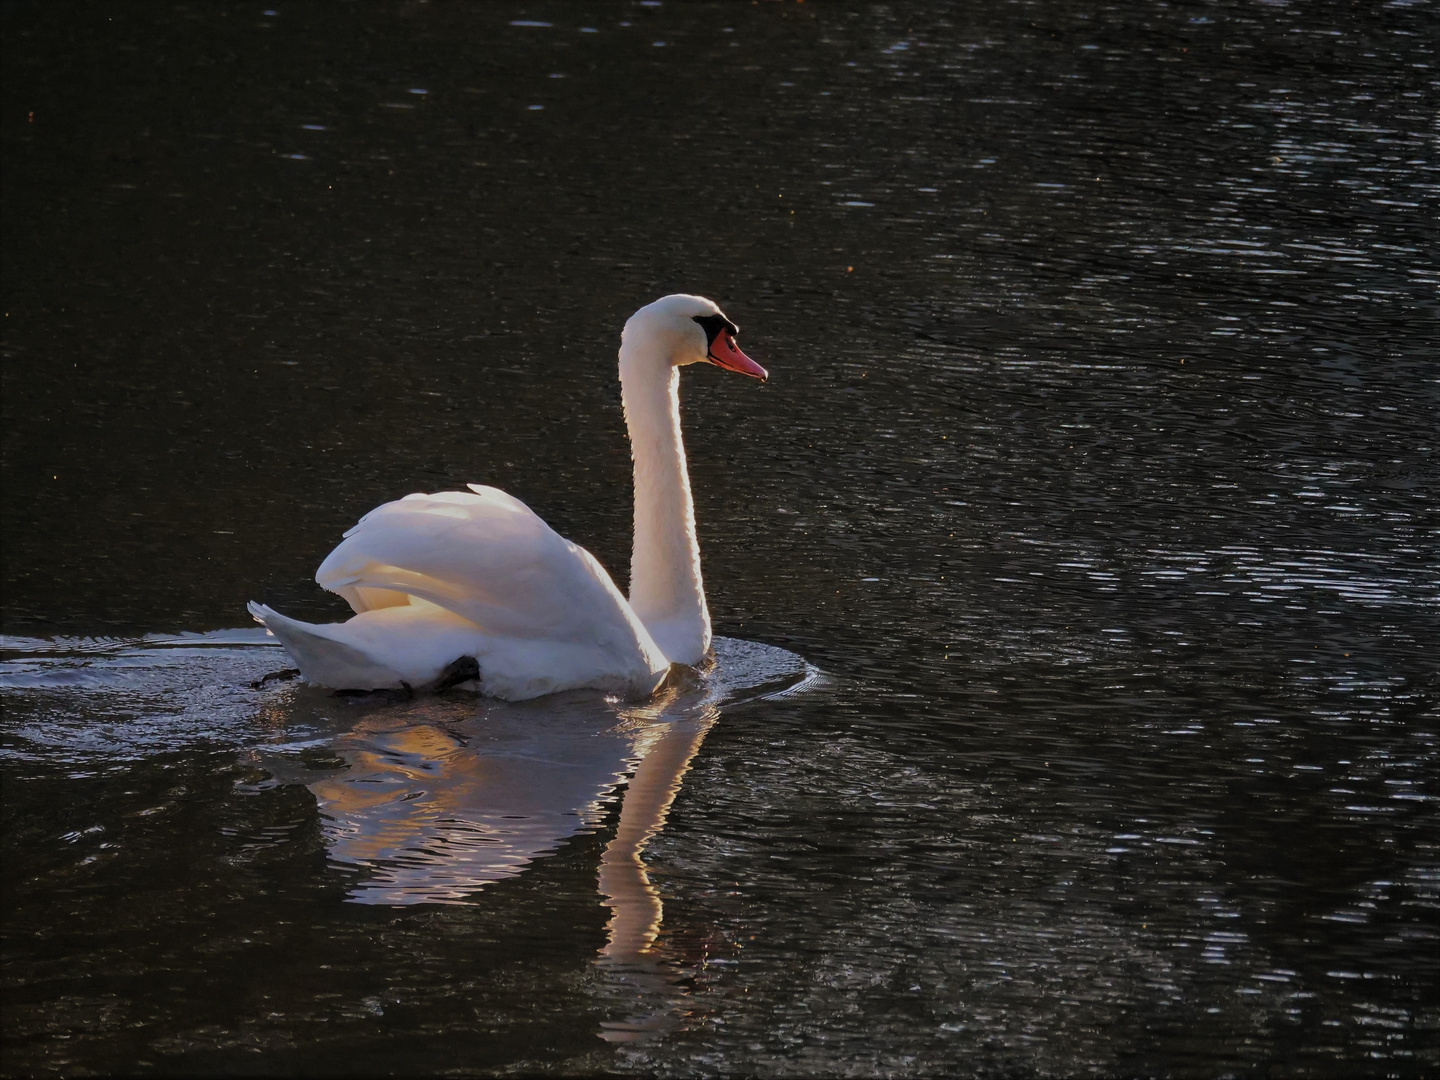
[
  {"x1": 318, "y1": 486, "x2": 645, "y2": 648},
  {"x1": 286, "y1": 485, "x2": 670, "y2": 697}
]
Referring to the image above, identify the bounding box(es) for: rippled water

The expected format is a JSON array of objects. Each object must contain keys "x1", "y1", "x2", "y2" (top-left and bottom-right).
[{"x1": 3, "y1": 1, "x2": 1436, "y2": 1076}]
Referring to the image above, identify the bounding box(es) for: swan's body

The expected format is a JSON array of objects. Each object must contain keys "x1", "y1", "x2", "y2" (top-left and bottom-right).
[{"x1": 248, "y1": 294, "x2": 766, "y2": 700}]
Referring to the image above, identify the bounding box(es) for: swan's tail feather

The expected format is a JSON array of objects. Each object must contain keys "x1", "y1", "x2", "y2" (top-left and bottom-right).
[
  {"x1": 247, "y1": 600, "x2": 281, "y2": 630},
  {"x1": 246, "y1": 601, "x2": 404, "y2": 691}
]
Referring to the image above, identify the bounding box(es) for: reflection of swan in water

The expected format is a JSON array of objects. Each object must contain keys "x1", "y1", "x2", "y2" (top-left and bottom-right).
[
  {"x1": 308, "y1": 686, "x2": 717, "y2": 912},
  {"x1": 299, "y1": 638, "x2": 816, "y2": 1043},
  {"x1": 303, "y1": 638, "x2": 816, "y2": 961},
  {"x1": 0, "y1": 629, "x2": 817, "y2": 1041},
  {"x1": 304, "y1": 669, "x2": 746, "y2": 1044},
  {"x1": 597, "y1": 703, "x2": 712, "y2": 961},
  {"x1": 591, "y1": 702, "x2": 717, "y2": 1044}
]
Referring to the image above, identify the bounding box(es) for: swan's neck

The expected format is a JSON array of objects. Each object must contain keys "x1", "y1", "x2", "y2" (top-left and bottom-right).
[{"x1": 620, "y1": 347, "x2": 711, "y2": 666}]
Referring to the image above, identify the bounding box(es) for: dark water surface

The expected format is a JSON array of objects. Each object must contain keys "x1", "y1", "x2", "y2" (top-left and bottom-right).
[{"x1": 3, "y1": 1, "x2": 1437, "y2": 1075}]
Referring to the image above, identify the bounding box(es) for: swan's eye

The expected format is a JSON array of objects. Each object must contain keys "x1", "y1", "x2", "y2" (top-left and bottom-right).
[{"x1": 692, "y1": 314, "x2": 738, "y2": 349}]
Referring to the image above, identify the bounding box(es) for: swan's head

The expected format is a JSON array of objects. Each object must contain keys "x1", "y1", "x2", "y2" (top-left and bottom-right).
[{"x1": 623, "y1": 294, "x2": 767, "y2": 382}]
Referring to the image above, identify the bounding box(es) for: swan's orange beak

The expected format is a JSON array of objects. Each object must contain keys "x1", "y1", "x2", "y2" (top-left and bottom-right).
[{"x1": 707, "y1": 332, "x2": 768, "y2": 382}]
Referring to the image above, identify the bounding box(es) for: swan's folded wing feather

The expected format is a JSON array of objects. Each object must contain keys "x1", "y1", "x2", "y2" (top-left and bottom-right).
[{"x1": 316, "y1": 486, "x2": 641, "y2": 648}]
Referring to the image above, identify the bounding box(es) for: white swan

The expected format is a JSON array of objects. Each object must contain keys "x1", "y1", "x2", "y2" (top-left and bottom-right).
[{"x1": 247, "y1": 294, "x2": 767, "y2": 700}]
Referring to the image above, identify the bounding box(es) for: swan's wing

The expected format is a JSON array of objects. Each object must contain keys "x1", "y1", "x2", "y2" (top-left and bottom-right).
[{"x1": 315, "y1": 485, "x2": 645, "y2": 650}]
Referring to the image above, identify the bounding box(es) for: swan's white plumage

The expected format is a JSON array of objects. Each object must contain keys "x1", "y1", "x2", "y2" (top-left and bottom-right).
[
  {"x1": 248, "y1": 294, "x2": 762, "y2": 701},
  {"x1": 318, "y1": 485, "x2": 645, "y2": 648},
  {"x1": 250, "y1": 486, "x2": 669, "y2": 699}
]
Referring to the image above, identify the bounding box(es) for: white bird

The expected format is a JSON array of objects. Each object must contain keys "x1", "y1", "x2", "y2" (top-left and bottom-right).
[{"x1": 248, "y1": 294, "x2": 767, "y2": 701}]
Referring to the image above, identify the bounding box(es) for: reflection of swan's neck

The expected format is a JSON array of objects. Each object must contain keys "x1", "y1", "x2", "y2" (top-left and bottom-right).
[
  {"x1": 598, "y1": 707, "x2": 717, "y2": 962},
  {"x1": 620, "y1": 338, "x2": 710, "y2": 666}
]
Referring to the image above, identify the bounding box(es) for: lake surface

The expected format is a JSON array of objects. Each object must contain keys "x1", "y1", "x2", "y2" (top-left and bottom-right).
[{"x1": 3, "y1": 1, "x2": 1437, "y2": 1075}]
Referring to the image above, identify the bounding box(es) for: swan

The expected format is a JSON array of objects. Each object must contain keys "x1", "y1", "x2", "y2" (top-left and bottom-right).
[{"x1": 247, "y1": 294, "x2": 767, "y2": 700}]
